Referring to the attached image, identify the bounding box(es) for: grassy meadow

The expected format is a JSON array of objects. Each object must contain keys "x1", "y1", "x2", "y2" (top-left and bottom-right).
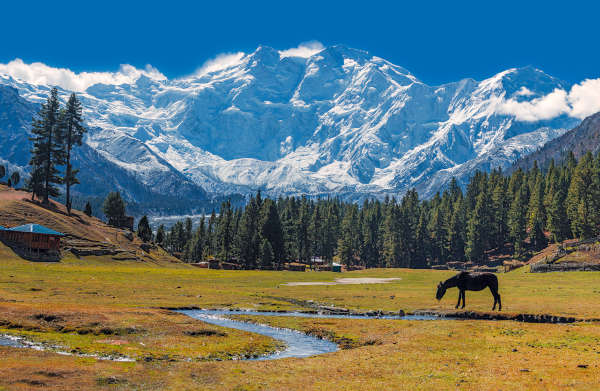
[{"x1": 1, "y1": 243, "x2": 600, "y2": 390}]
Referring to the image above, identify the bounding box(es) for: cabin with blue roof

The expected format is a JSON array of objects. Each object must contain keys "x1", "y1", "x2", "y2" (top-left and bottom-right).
[{"x1": 0, "y1": 223, "x2": 64, "y2": 255}]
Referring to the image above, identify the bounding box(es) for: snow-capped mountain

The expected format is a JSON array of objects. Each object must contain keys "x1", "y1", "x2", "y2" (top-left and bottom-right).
[{"x1": 0, "y1": 44, "x2": 592, "y2": 208}]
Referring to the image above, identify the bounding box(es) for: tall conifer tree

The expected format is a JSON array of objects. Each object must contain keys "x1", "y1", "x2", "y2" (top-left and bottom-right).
[
  {"x1": 61, "y1": 93, "x2": 86, "y2": 214},
  {"x1": 29, "y1": 88, "x2": 65, "y2": 204}
]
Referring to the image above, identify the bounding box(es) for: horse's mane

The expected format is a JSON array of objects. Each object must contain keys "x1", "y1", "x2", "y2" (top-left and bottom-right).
[{"x1": 443, "y1": 272, "x2": 468, "y2": 287}]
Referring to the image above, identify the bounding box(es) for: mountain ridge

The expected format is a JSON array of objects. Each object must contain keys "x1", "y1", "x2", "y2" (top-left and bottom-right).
[
  {"x1": 513, "y1": 112, "x2": 600, "y2": 171},
  {"x1": 0, "y1": 45, "x2": 591, "y2": 210}
]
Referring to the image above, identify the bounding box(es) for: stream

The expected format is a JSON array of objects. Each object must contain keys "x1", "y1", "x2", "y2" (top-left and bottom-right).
[
  {"x1": 0, "y1": 310, "x2": 439, "y2": 361},
  {"x1": 180, "y1": 309, "x2": 440, "y2": 360}
]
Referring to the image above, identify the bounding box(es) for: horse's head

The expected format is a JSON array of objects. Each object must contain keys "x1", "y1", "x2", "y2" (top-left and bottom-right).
[{"x1": 436, "y1": 282, "x2": 446, "y2": 301}]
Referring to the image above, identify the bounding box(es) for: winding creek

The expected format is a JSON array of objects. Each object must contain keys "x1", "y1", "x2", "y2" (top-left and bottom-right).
[
  {"x1": 180, "y1": 309, "x2": 440, "y2": 360},
  {"x1": 1, "y1": 309, "x2": 579, "y2": 361},
  {"x1": 0, "y1": 310, "x2": 439, "y2": 361}
]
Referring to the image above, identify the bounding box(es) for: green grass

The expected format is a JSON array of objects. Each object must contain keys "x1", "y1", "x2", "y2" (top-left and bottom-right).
[{"x1": 3, "y1": 245, "x2": 600, "y2": 390}]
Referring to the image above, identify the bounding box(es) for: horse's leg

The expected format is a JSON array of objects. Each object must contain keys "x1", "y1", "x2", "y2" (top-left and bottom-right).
[
  {"x1": 490, "y1": 285, "x2": 500, "y2": 311},
  {"x1": 461, "y1": 290, "x2": 466, "y2": 309},
  {"x1": 456, "y1": 290, "x2": 462, "y2": 309},
  {"x1": 497, "y1": 293, "x2": 502, "y2": 311}
]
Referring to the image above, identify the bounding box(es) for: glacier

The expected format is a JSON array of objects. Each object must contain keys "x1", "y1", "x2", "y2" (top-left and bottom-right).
[{"x1": 0, "y1": 45, "x2": 584, "y2": 209}]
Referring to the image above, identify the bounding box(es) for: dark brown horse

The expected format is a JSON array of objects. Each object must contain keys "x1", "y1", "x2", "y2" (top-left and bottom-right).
[{"x1": 436, "y1": 271, "x2": 501, "y2": 311}]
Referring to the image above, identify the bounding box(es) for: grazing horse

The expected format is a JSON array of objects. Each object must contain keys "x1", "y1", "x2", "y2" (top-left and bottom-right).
[{"x1": 436, "y1": 271, "x2": 501, "y2": 311}]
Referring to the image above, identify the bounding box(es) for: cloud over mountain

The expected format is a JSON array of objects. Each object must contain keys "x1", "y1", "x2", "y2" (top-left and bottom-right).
[
  {"x1": 500, "y1": 78, "x2": 600, "y2": 121},
  {"x1": 0, "y1": 45, "x2": 593, "y2": 207},
  {"x1": 279, "y1": 41, "x2": 325, "y2": 58},
  {"x1": 0, "y1": 59, "x2": 165, "y2": 92}
]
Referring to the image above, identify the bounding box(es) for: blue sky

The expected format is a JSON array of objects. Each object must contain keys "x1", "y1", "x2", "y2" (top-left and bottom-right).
[{"x1": 0, "y1": 0, "x2": 597, "y2": 85}]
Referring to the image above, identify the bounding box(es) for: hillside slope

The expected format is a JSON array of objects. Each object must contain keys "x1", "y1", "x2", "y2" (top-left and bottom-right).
[
  {"x1": 513, "y1": 112, "x2": 600, "y2": 170},
  {"x1": 0, "y1": 185, "x2": 180, "y2": 264}
]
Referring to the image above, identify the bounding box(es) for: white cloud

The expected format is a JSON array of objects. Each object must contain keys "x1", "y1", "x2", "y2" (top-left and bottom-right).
[
  {"x1": 500, "y1": 88, "x2": 570, "y2": 122},
  {"x1": 568, "y1": 78, "x2": 600, "y2": 119},
  {"x1": 194, "y1": 52, "x2": 245, "y2": 76},
  {"x1": 500, "y1": 78, "x2": 600, "y2": 121},
  {"x1": 515, "y1": 86, "x2": 535, "y2": 96},
  {"x1": 279, "y1": 41, "x2": 325, "y2": 58},
  {"x1": 0, "y1": 58, "x2": 165, "y2": 92}
]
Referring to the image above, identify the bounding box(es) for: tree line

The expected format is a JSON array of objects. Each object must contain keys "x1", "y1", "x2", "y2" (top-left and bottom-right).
[
  {"x1": 143, "y1": 151, "x2": 600, "y2": 269},
  {"x1": 27, "y1": 88, "x2": 86, "y2": 214}
]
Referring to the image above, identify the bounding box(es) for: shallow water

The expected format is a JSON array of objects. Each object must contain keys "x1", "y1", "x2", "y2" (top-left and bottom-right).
[
  {"x1": 0, "y1": 335, "x2": 23, "y2": 348},
  {"x1": 0, "y1": 311, "x2": 440, "y2": 361},
  {"x1": 180, "y1": 309, "x2": 440, "y2": 360},
  {"x1": 0, "y1": 334, "x2": 134, "y2": 361}
]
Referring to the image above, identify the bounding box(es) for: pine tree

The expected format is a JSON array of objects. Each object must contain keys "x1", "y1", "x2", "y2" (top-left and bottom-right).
[
  {"x1": 360, "y1": 201, "x2": 382, "y2": 268},
  {"x1": 280, "y1": 198, "x2": 298, "y2": 261},
  {"x1": 84, "y1": 201, "x2": 93, "y2": 217},
  {"x1": 509, "y1": 185, "x2": 528, "y2": 257},
  {"x1": 156, "y1": 224, "x2": 166, "y2": 247},
  {"x1": 184, "y1": 217, "x2": 193, "y2": 244},
  {"x1": 29, "y1": 88, "x2": 65, "y2": 204},
  {"x1": 465, "y1": 191, "x2": 488, "y2": 262},
  {"x1": 527, "y1": 175, "x2": 547, "y2": 250},
  {"x1": 259, "y1": 239, "x2": 274, "y2": 269},
  {"x1": 168, "y1": 221, "x2": 186, "y2": 254},
  {"x1": 26, "y1": 166, "x2": 44, "y2": 201},
  {"x1": 399, "y1": 190, "x2": 420, "y2": 266},
  {"x1": 337, "y1": 205, "x2": 356, "y2": 266},
  {"x1": 10, "y1": 172, "x2": 20, "y2": 188},
  {"x1": 296, "y1": 199, "x2": 311, "y2": 263},
  {"x1": 0, "y1": 165, "x2": 5, "y2": 181},
  {"x1": 309, "y1": 204, "x2": 323, "y2": 264},
  {"x1": 260, "y1": 199, "x2": 285, "y2": 267},
  {"x1": 206, "y1": 210, "x2": 217, "y2": 257},
  {"x1": 415, "y1": 206, "x2": 431, "y2": 268},
  {"x1": 427, "y1": 199, "x2": 447, "y2": 264},
  {"x1": 103, "y1": 192, "x2": 126, "y2": 223},
  {"x1": 381, "y1": 203, "x2": 401, "y2": 267},
  {"x1": 447, "y1": 198, "x2": 466, "y2": 261},
  {"x1": 547, "y1": 177, "x2": 570, "y2": 242},
  {"x1": 217, "y1": 200, "x2": 233, "y2": 261},
  {"x1": 61, "y1": 93, "x2": 86, "y2": 214},
  {"x1": 237, "y1": 196, "x2": 260, "y2": 268},
  {"x1": 567, "y1": 152, "x2": 595, "y2": 239},
  {"x1": 137, "y1": 215, "x2": 153, "y2": 242},
  {"x1": 191, "y1": 219, "x2": 206, "y2": 261},
  {"x1": 448, "y1": 177, "x2": 462, "y2": 202},
  {"x1": 491, "y1": 177, "x2": 509, "y2": 249}
]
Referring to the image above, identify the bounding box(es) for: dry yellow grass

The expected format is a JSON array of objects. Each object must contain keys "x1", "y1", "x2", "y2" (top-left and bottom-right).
[
  {"x1": 0, "y1": 185, "x2": 179, "y2": 264},
  {"x1": 2, "y1": 185, "x2": 600, "y2": 389},
  {"x1": 2, "y1": 246, "x2": 600, "y2": 390}
]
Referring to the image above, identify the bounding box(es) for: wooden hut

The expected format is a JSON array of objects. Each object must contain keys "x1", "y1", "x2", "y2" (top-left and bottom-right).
[{"x1": 0, "y1": 223, "x2": 64, "y2": 255}]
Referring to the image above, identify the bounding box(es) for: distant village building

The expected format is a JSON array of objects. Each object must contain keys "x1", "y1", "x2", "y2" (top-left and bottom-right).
[
  {"x1": 0, "y1": 223, "x2": 64, "y2": 256},
  {"x1": 286, "y1": 262, "x2": 307, "y2": 272}
]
